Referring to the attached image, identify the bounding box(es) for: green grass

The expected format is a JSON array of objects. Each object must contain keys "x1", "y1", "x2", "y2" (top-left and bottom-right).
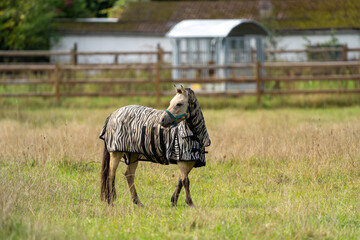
[
  {"x1": 0, "y1": 102, "x2": 360, "y2": 239},
  {"x1": 2, "y1": 155, "x2": 359, "y2": 239},
  {"x1": 1, "y1": 92, "x2": 360, "y2": 111}
]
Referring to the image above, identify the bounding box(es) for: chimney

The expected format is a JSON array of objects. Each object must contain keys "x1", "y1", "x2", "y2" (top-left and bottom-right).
[{"x1": 259, "y1": 0, "x2": 272, "y2": 18}]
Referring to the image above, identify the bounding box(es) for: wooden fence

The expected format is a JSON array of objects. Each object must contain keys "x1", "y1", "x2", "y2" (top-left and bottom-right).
[
  {"x1": 0, "y1": 47, "x2": 360, "y2": 104},
  {"x1": 265, "y1": 45, "x2": 360, "y2": 61},
  {"x1": 1, "y1": 44, "x2": 360, "y2": 64}
]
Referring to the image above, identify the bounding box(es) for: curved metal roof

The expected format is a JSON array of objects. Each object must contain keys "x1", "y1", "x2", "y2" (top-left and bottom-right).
[{"x1": 166, "y1": 19, "x2": 269, "y2": 38}]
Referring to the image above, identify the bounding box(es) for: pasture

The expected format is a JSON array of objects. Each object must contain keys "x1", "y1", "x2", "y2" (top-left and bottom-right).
[{"x1": 0, "y1": 99, "x2": 359, "y2": 239}]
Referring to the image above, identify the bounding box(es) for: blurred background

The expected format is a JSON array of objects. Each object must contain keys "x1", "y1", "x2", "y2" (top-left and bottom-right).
[{"x1": 1, "y1": 0, "x2": 360, "y2": 105}]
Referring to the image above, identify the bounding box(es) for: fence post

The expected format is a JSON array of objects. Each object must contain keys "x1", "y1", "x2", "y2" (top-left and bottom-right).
[
  {"x1": 70, "y1": 43, "x2": 77, "y2": 65},
  {"x1": 342, "y1": 45, "x2": 347, "y2": 61},
  {"x1": 357, "y1": 61, "x2": 360, "y2": 89},
  {"x1": 256, "y1": 61, "x2": 262, "y2": 105},
  {"x1": 55, "y1": 64, "x2": 60, "y2": 103},
  {"x1": 155, "y1": 44, "x2": 163, "y2": 105},
  {"x1": 251, "y1": 48, "x2": 255, "y2": 63}
]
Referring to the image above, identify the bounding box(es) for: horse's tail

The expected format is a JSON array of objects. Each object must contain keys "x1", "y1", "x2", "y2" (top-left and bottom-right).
[{"x1": 100, "y1": 143, "x2": 111, "y2": 202}]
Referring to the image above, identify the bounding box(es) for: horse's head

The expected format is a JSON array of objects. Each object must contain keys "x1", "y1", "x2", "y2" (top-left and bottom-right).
[
  {"x1": 161, "y1": 85, "x2": 190, "y2": 128},
  {"x1": 161, "y1": 86, "x2": 211, "y2": 148}
]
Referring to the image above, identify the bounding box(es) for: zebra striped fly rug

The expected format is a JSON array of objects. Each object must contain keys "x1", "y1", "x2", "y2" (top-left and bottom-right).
[{"x1": 99, "y1": 88, "x2": 210, "y2": 168}]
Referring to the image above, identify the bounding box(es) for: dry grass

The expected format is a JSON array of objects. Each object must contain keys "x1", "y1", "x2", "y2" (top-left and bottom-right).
[{"x1": 1, "y1": 105, "x2": 360, "y2": 239}]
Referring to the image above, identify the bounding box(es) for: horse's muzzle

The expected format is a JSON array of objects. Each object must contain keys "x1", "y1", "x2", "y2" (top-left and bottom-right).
[{"x1": 160, "y1": 113, "x2": 173, "y2": 128}]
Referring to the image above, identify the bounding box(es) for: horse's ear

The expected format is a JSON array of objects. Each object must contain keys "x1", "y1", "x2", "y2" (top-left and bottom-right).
[
  {"x1": 174, "y1": 84, "x2": 183, "y2": 94},
  {"x1": 180, "y1": 85, "x2": 185, "y2": 94},
  {"x1": 173, "y1": 84, "x2": 180, "y2": 93}
]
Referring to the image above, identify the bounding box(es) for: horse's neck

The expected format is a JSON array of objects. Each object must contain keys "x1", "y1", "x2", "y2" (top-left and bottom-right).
[{"x1": 188, "y1": 101, "x2": 210, "y2": 147}]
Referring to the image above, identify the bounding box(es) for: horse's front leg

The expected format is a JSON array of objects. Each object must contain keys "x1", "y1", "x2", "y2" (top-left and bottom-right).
[
  {"x1": 124, "y1": 154, "x2": 144, "y2": 207},
  {"x1": 176, "y1": 161, "x2": 196, "y2": 207},
  {"x1": 171, "y1": 176, "x2": 183, "y2": 206}
]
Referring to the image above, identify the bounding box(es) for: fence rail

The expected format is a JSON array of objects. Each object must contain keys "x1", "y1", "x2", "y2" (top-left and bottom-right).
[
  {"x1": 0, "y1": 47, "x2": 360, "y2": 104},
  {"x1": 1, "y1": 45, "x2": 360, "y2": 63}
]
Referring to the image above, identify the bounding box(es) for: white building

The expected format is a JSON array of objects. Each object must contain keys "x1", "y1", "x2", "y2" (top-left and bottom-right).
[
  {"x1": 51, "y1": 1, "x2": 360, "y2": 63},
  {"x1": 269, "y1": 29, "x2": 360, "y2": 61}
]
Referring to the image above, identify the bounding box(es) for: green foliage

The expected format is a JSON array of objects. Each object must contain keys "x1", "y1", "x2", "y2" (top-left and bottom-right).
[
  {"x1": 0, "y1": 0, "x2": 56, "y2": 50},
  {"x1": 109, "y1": 0, "x2": 149, "y2": 18},
  {"x1": 0, "y1": 0, "x2": 91, "y2": 51},
  {"x1": 57, "y1": 0, "x2": 91, "y2": 19},
  {"x1": 85, "y1": 0, "x2": 117, "y2": 17},
  {"x1": 304, "y1": 33, "x2": 345, "y2": 61}
]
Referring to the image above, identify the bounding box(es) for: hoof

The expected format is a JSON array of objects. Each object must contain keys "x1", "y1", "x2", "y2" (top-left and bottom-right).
[
  {"x1": 107, "y1": 200, "x2": 113, "y2": 206},
  {"x1": 171, "y1": 196, "x2": 178, "y2": 207},
  {"x1": 133, "y1": 198, "x2": 144, "y2": 207}
]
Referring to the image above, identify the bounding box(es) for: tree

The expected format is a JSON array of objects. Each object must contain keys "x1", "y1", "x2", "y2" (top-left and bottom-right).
[
  {"x1": 84, "y1": 0, "x2": 117, "y2": 17},
  {"x1": 0, "y1": 0, "x2": 90, "y2": 51}
]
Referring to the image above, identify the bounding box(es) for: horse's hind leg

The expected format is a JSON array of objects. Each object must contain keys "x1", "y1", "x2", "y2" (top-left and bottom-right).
[
  {"x1": 108, "y1": 152, "x2": 121, "y2": 205},
  {"x1": 176, "y1": 161, "x2": 196, "y2": 207},
  {"x1": 124, "y1": 154, "x2": 144, "y2": 207}
]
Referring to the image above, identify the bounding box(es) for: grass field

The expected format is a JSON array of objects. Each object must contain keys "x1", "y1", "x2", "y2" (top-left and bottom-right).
[{"x1": 0, "y1": 99, "x2": 360, "y2": 239}]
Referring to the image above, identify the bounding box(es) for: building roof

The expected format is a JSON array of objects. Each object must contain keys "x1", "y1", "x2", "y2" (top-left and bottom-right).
[
  {"x1": 55, "y1": 0, "x2": 360, "y2": 35},
  {"x1": 166, "y1": 19, "x2": 268, "y2": 38},
  {"x1": 272, "y1": 0, "x2": 360, "y2": 30}
]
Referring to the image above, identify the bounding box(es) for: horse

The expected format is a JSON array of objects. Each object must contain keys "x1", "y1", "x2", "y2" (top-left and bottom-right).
[{"x1": 99, "y1": 86, "x2": 211, "y2": 207}]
